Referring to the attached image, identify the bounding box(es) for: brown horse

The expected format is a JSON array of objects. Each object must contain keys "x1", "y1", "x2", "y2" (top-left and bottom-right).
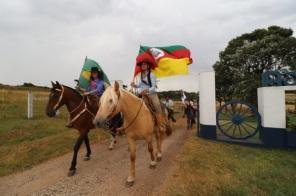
[
  {"x1": 46, "y1": 81, "x2": 119, "y2": 176},
  {"x1": 93, "y1": 81, "x2": 172, "y2": 186}
]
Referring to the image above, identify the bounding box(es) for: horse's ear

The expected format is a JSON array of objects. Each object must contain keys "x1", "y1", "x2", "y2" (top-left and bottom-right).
[
  {"x1": 55, "y1": 81, "x2": 60, "y2": 86},
  {"x1": 113, "y1": 81, "x2": 120, "y2": 97},
  {"x1": 51, "y1": 81, "x2": 55, "y2": 87},
  {"x1": 114, "y1": 81, "x2": 120, "y2": 92}
]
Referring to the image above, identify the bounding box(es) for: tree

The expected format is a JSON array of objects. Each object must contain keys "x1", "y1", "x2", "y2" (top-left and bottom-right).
[
  {"x1": 22, "y1": 82, "x2": 35, "y2": 87},
  {"x1": 213, "y1": 26, "x2": 296, "y2": 103}
]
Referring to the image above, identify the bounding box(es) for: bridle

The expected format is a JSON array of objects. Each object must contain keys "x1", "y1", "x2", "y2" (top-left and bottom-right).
[
  {"x1": 52, "y1": 85, "x2": 95, "y2": 125},
  {"x1": 53, "y1": 85, "x2": 65, "y2": 111}
]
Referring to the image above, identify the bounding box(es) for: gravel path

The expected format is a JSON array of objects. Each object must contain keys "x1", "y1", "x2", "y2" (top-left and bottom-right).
[{"x1": 0, "y1": 124, "x2": 190, "y2": 196}]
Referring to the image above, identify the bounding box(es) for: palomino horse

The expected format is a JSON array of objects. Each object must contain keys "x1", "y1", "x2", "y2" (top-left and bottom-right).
[
  {"x1": 93, "y1": 81, "x2": 172, "y2": 186},
  {"x1": 46, "y1": 81, "x2": 120, "y2": 176}
]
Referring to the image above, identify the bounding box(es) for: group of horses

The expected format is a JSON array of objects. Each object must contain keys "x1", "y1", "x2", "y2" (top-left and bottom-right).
[{"x1": 46, "y1": 81, "x2": 172, "y2": 186}]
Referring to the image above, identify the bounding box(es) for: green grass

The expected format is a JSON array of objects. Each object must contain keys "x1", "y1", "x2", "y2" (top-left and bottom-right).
[
  {"x1": 162, "y1": 134, "x2": 296, "y2": 196},
  {"x1": 0, "y1": 89, "x2": 108, "y2": 176}
]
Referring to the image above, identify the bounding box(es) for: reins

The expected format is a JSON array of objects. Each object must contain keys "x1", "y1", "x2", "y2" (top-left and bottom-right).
[
  {"x1": 115, "y1": 95, "x2": 144, "y2": 131},
  {"x1": 67, "y1": 102, "x2": 95, "y2": 125},
  {"x1": 69, "y1": 98, "x2": 85, "y2": 114}
]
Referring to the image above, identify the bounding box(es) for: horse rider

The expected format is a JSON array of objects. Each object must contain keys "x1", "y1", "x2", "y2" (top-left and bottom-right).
[
  {"x1": 130, "y1": 57, "x2": 167, "y2": 132},
  {"x1": 77, "y1": 67, "x2": 107, "y2": 110},
  {"x1": 68, "y1": 67, "x2": 104, "y2": 128},
  {"x1": 183, "y1": 99, "x2": 196, "y2": 129},
  {"x1": 81, "y1": 67, "x2": 106, "y2": 97},
  {"x1": 75, "y1": 67, "x2": 123, "y2": 132},
  {"x1": 164, "y1": 96, "x2": 176, "y2": 122}
]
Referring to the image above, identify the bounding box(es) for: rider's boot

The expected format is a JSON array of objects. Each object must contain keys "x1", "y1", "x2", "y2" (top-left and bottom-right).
[{"x1": 155, "y1": 113, "x2": 166, "y2": 132}]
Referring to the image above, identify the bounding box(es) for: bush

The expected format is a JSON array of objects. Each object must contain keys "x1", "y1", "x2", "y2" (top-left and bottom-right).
[{"x1": 287, "y1": 114, "x2": 296, "y2": 131}]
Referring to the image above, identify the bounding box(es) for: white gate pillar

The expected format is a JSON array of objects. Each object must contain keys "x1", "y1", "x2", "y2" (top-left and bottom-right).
[
  {"x1": 258, "y1": 86, "x2": 296, "y2": 147},
  {"x1": 258, "y1": 87, "x2": 286, "y2": 129},
  {"x1": 199, "y1": 71, "x2": 216, "y2": 139}
]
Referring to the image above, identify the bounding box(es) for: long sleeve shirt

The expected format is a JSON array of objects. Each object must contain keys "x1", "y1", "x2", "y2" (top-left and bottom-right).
[
  {"x1": 86, "y1": 79, "x2": 105, "y2": 96},
  {"x1": 133, "y1": 72, "x2": 157, "y2": 95}
]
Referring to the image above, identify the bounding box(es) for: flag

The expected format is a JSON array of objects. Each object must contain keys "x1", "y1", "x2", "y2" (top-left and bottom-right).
[
  {"x1": 134, "y1": 45, "x2": 193, "y2": 78},
  {"x1": 78, "y1": 57, "x2": 110, "y2": 89},
  {"x1": 181, "y1": 90, "x2": 187, "y2": 104}
]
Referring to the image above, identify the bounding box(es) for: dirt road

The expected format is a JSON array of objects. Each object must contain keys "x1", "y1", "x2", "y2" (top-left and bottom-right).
[{"x1": 0, "y1": 124, "x2": 190, "y2": 196}]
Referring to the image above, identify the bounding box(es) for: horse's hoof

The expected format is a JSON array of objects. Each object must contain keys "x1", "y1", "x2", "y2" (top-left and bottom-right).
[
  {"x1": 84, "y1": 156, "x2": 91, "y2": 161},
  {"x1": 108, "y1": 147, "x2": 113, "y2": 151},
  {"x1": 125, "y1": 181, "x2": 134, "y2": 187},
  {"x1": 68, "y1": 169, "x2": 76, "y2": 177},
  {"x1": 149, "y1": 164, "x2": 156, "y2": 169},
  {"x1": 157, "y1": 156, "x2": 162, "y2": 162}
]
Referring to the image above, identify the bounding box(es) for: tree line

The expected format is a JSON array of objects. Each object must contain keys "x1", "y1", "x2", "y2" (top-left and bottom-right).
[{"x1": 158, "y1": 91, "x2": 198, "y2": 102}]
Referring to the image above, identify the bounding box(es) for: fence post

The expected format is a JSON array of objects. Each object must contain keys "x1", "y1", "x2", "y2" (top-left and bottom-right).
[{"x1": 27, "y1": 91, "x2": 33, "y2": 119}]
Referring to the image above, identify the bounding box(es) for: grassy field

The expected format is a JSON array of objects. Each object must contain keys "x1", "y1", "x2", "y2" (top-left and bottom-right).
[
  {"x1": 0, "y1": 89, "x2": 108, "y2": 177},
  {"x1": 162, "y1": 132, "x2": 296, "y2": 196}
]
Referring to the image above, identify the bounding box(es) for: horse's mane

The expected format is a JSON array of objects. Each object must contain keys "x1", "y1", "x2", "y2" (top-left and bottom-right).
[
  {"x1": 64, "y1": 85, "x2": 83, "y2": 98},
  {"x1": 120, "y1": 89, "x2": 142, "y2": 102},
  {"x1": 52, "y1": 84, "x2": 83, "y2": 98}
]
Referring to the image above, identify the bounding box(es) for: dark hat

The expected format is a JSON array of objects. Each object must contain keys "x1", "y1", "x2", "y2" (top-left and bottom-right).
[{"x1": 91, "y1": 67, "x2": 101, "y2": 73}]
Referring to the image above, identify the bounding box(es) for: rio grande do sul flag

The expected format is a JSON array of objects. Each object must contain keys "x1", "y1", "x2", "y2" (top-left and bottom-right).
[{"x1": 134, "y1": 45, "x2": 193, "y2": 78}]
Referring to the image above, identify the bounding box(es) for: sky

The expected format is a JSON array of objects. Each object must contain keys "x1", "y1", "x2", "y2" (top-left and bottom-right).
[{"x1": 0, "y1": 0, "x2": 295, "y2": 92}]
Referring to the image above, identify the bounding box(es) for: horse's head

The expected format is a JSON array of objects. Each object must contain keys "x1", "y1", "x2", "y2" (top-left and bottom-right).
[
  {"x1": 46, "y1": 81, "x2": 65, "y2": 117},
  {"x1": 93, "y1": 81, "x2": 121, "y2": 128}
]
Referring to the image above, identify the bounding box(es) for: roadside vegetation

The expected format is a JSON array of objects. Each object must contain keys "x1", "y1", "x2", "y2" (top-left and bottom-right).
[{"x1": 162, "y1": 133, "x2": 296, "y2": 196}]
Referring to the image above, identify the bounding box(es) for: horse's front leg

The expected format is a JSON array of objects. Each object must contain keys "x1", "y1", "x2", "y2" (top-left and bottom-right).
[
  {"x1": 68, "y1": 133, "x2": 85, "y2": 176},
  {"x1": 108, "y1": 132, "x2": 116, "y2": 150},
  {"x1": 126, "y1": 138, "x2": 136, "y2": 187},
  {"x1": 84, "y1": 132, "x2": 91, "y2": 161}
]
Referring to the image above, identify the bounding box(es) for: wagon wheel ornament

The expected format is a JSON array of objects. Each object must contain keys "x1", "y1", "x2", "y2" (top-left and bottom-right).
[{"x1": 216, "y1": 100, "x2": 261, "y2": 139}]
